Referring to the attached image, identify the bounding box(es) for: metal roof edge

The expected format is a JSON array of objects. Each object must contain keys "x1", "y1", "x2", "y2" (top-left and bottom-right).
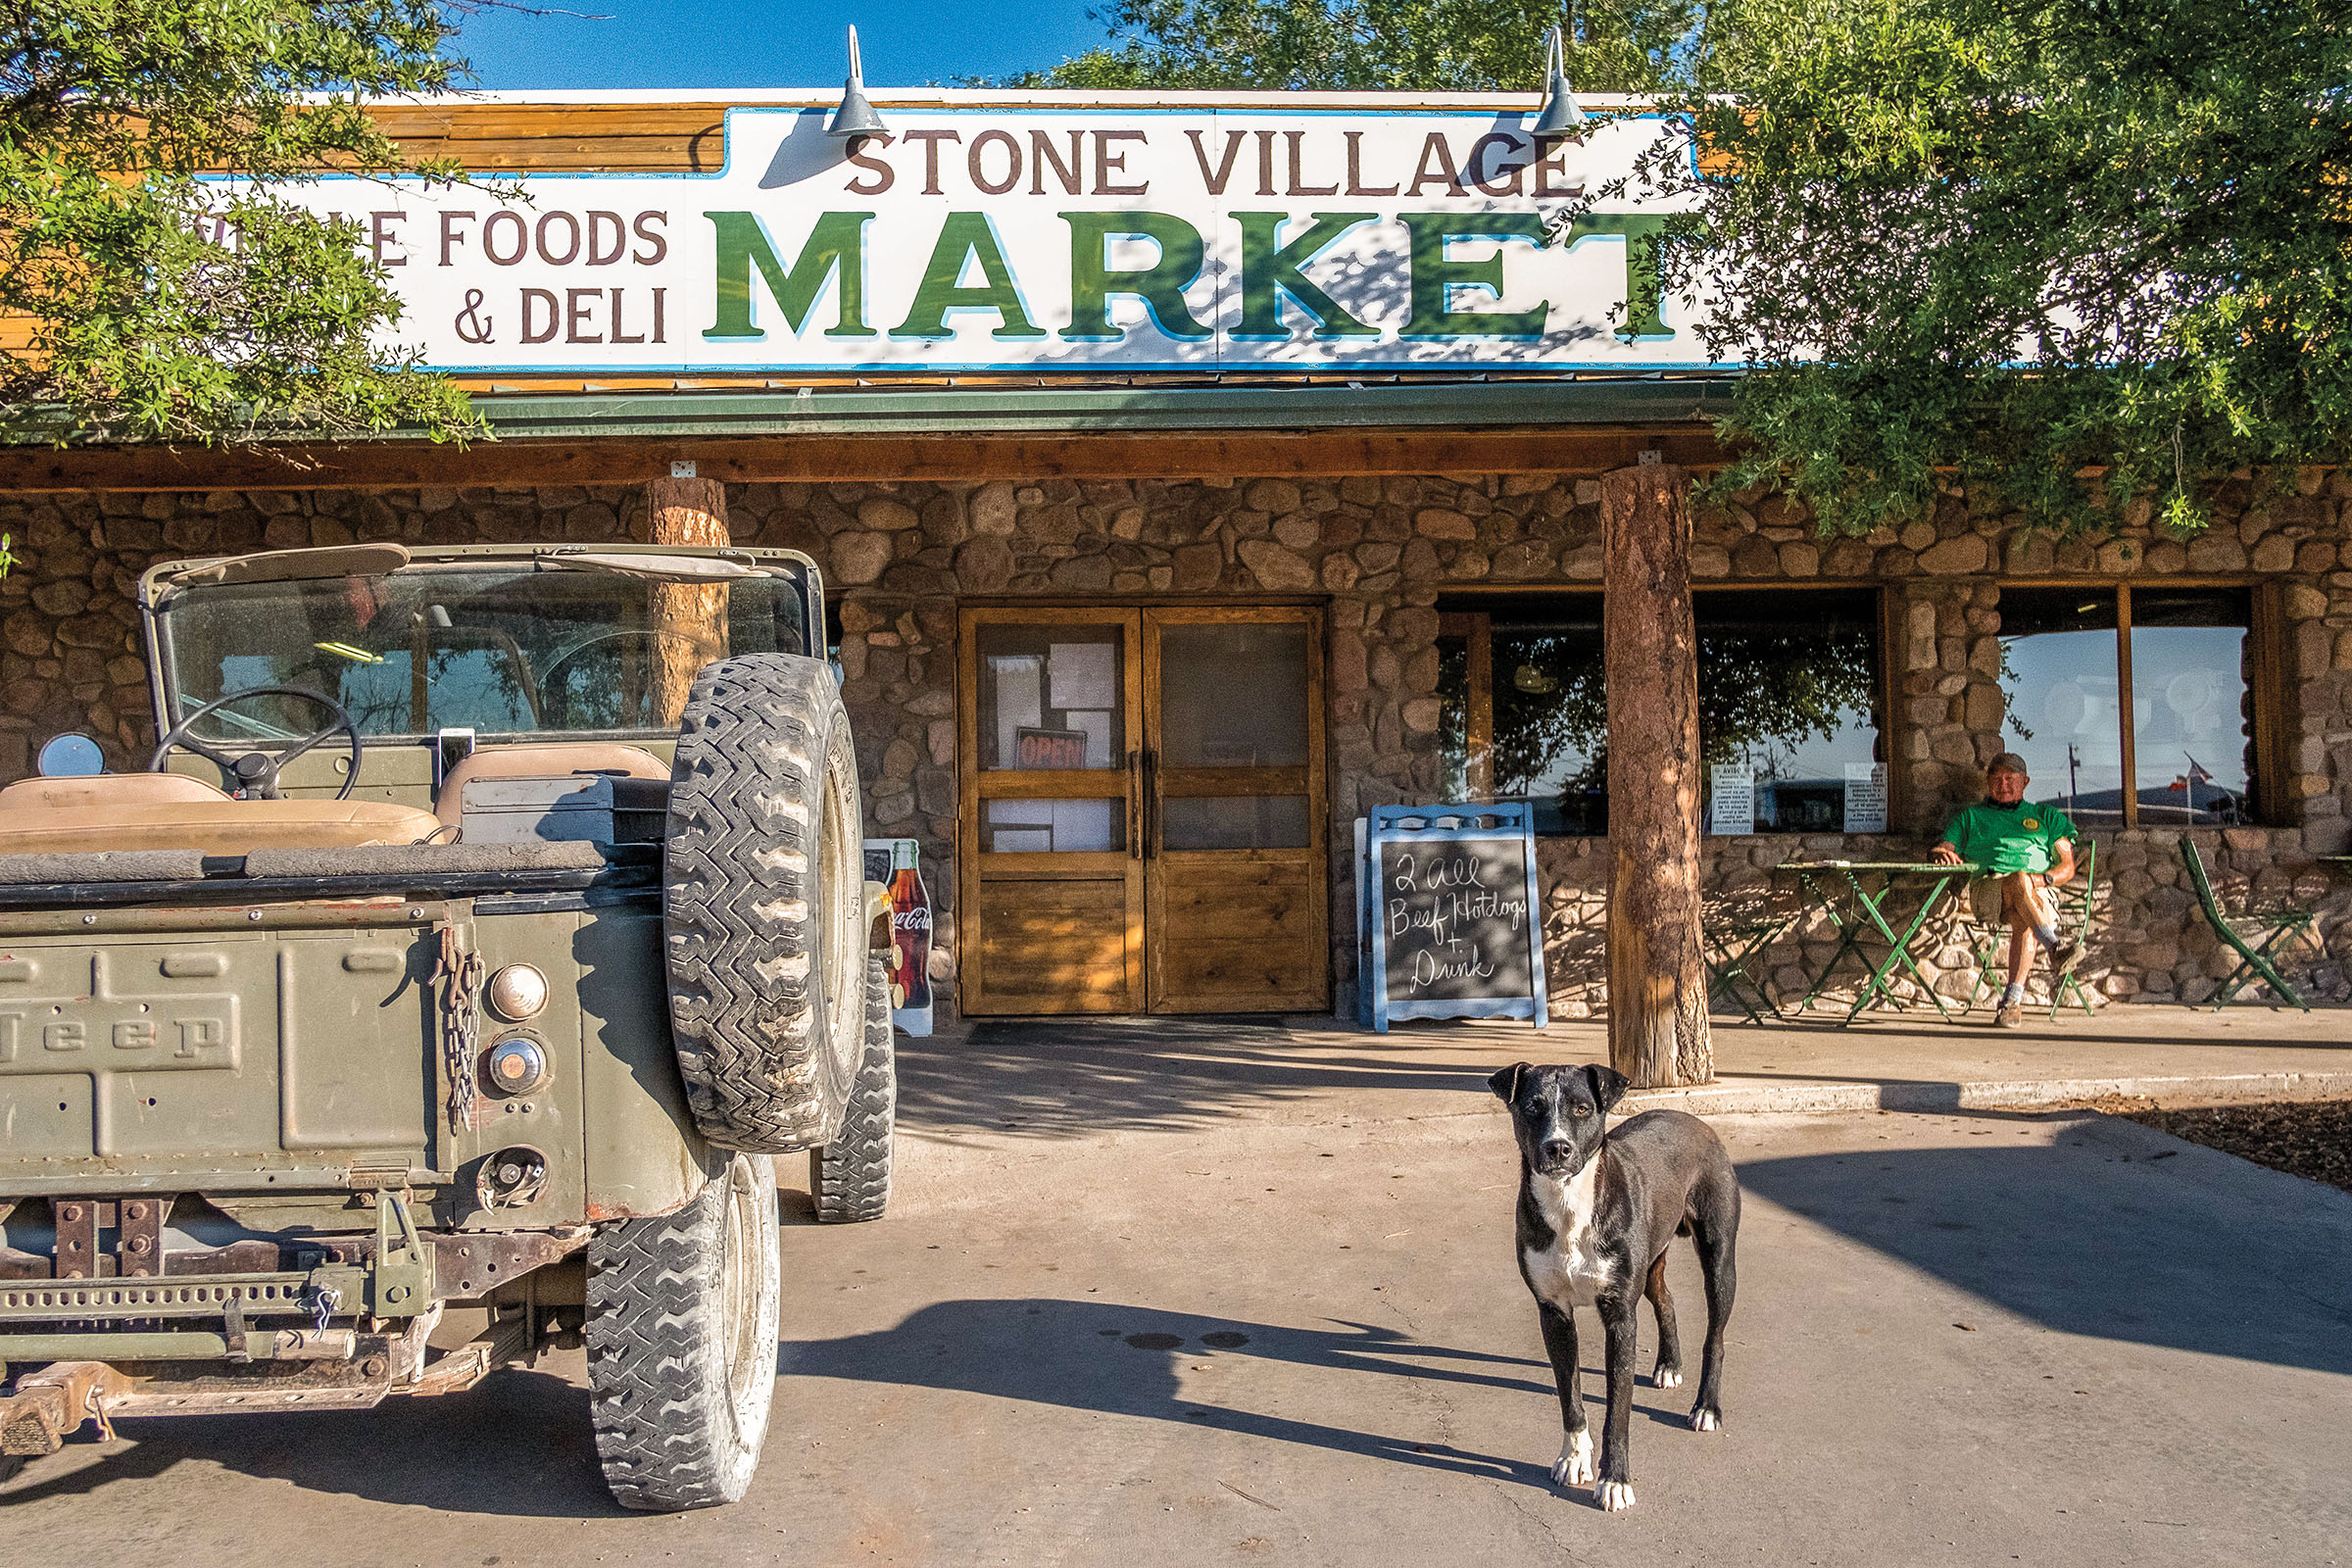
[{"x1": 467, "y1": 378, "x2": 1739, "y2": 440}]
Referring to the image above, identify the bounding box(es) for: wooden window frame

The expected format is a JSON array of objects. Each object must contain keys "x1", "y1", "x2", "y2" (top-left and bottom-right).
[
  {"x1": 2248, "y1": 581, "x2": 2291, "y2": 827},
  {"x1": 1436, "y1": 611, "x2": 1494, "y2": 798}
]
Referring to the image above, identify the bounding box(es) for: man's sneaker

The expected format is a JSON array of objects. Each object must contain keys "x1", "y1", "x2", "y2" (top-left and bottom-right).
[
  {"x1": 2048, "y1": 938, "x2": 2082, "y2": 978},
  {"x1": 1994, "y1": 1001, "x2": 2024, "y2": 1027}
]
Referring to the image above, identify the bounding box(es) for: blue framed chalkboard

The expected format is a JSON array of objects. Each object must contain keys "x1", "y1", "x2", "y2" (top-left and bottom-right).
[{"x1": 1361, "y1": 803, "x2": 1548, "y2": 1032}]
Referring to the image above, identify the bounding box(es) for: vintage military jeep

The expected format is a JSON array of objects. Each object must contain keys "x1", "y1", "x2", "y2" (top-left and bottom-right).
[{"x1": 0, "y1": 541, "x2": 894, "y2": 1511}]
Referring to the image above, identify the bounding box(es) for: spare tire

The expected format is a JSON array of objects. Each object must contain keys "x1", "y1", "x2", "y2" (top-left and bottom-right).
[{"x1": 663, "y1": 654, "x2": 867, "y2": 1152}]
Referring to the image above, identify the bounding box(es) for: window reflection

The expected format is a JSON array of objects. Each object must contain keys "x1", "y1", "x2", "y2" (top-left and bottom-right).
[
  {"x1": 2131, "y1": 589, "x2": 2251, "y2": 826},
  {"x1": 1996, "y1": 586, "x2": 2253, "y2": 828},
  {"x1": 1436, "y1": 590, "x2": 1883, "y2": 835},
  {"x1": 1996, "y1": 589, "x2": 2126, "y2": 827}
]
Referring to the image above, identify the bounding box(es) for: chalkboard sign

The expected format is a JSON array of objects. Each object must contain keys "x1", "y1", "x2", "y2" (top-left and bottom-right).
[{"x1": 1360, "y1": 803, "x2": 1547, "y2": 1032}]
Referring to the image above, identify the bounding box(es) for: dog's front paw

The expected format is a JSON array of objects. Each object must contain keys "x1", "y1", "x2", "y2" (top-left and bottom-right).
[
  {"x1": 1595, "y1": 1480, "x2": 1638, "y2": 1511},
  {"x1": 1690, "y1": 1406, "x2": 1722, "y2": 1433},
  {"x1": 1652, "y1": 1364, "x2": 1684, "y2": 1389},
  {"x1": 1550, "y1": 1429, "x2": 1594, "y2": 1486}
]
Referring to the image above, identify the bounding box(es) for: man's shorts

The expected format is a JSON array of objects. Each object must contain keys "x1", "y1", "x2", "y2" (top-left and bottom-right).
[{"x1": 1968, "y1": 875, "x2": 2011, "y2": 926}]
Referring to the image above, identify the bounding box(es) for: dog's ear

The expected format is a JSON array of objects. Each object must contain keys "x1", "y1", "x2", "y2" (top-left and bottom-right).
[
  {"x1": 1488, "y1": 1062, "x2": 1530, "y2": 1102},
  {"x1": 1584, "y1": 1063, "x2": 1629, "y2": 1113}
]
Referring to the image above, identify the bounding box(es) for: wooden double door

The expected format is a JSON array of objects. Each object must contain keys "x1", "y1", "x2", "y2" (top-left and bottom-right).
[{"x1": 957, "y1": 605, "x2": 1329, "y2": 1015}]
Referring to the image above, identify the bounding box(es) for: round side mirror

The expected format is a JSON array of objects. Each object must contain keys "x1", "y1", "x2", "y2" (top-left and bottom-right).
[{"x1": 35, "y1": 732, "x2": 107, "y2": 777}]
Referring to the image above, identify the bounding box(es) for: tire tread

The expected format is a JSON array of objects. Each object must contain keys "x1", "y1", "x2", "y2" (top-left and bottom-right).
[
  {"x1": 811, "y1": 954, "x2": 895, "y2": 1224},
  {"x1": 586, "y1": 1157, "x2": 775, "y2": 1512},
  {"x1": 663, "y1": 654, "x2": 860, "y2": 1152}
]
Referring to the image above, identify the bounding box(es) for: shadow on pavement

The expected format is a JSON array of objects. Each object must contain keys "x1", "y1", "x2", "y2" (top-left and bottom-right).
[
  {"x1": 0, "y1": 1366, "x2": 618, "y2": 1517},
  {"x1": 897, "y1": 1016, "x2": 1511, "y2": 1141},
  {"x1": 777, "y1": 1297, "x2": 1685, "y2": 1491},
  {"x1": 1739, "y1": 1124, "x2": 2352, "y2": 1378}
]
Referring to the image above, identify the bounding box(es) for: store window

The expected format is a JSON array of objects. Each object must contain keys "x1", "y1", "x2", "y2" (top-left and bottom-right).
[
  {"x1": 1996, "y1": 585, "x2": 2256, "y2": 827},
  {"x1": 1437, "y1": 589, "x2": 1886, "y2": 835}
]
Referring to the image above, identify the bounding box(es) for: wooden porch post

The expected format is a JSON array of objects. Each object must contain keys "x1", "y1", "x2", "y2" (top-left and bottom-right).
[
  {"x1": 1602, "y1": 463, "x2": 1714, "y2": 1088},
  {"x1": 643, "y1": 470, "x2": 731, "y2": 725}
]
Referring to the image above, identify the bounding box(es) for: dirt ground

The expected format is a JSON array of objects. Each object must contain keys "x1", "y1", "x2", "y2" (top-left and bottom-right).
[{"x1": 2099, "y1": 1099, "x2": 2352, "y2": 1194}]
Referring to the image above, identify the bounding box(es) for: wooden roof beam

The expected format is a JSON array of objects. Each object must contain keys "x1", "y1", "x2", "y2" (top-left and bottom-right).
[{"x1": 0, "y1": 425, "x2": 1727, "y2": 493}]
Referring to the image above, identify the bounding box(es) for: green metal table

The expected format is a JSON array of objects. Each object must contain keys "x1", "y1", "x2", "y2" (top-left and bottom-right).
[{"x1": 1777, "y1": 860, "x2": 1977, "y2": 1025}]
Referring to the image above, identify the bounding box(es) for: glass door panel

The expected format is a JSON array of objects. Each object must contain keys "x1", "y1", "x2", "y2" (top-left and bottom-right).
[
  {"x1": 1156, "y1": 622, "x2": 1310, "y2": 768},
  {"x1": 1144, "y1": 609, "x2": 1328, "y2": 1014},
  {"x1": 975, "y1": 623, "x2": 1128, "y2": 772},
  {"x1": 959, "y1": 610, "x2": 1144, "y2": 1015}
]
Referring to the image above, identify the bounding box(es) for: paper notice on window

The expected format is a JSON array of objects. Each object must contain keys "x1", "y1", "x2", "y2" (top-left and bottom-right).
[
  {"x1": 1710, "y1": 764, "x2": 1755, "y2": 836},
  {"x1": 1066, "y1": 710, "x2": 1113, "y2": 767},
  {"x1": 1843, "y1": 762, "x2": 1889, "y2": 833},
  {"x1": 1048, "y1": 642, "x2": 1116, "y2": 711},
  {"x1": 1050, "y1": 798, "x2": 1115, "y2": 853},
  {"x1": 990, "y1": 654, "x2": 1044, "y2": 768},
  {"x1": 986, "y1": 798, "x2": 1054, "y2": 854}
]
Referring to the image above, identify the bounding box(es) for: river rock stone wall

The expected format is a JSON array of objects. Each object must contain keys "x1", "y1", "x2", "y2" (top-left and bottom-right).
[{"x1": 2, "y1": 462, "x2": 2347, "y2": 1022}]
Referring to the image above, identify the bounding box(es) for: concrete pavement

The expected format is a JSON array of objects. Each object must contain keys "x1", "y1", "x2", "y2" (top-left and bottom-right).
[
  {"x1": 888, "y1": 1005, "x2": 2352, "y2": 1141},
  {"x1": 4, "y1": 1031, "x2": 2348, "y2": 1567}
]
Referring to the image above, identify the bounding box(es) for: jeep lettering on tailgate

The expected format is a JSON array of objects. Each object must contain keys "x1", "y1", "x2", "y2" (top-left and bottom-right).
[{"x1": 0, "y1": 953, "x2": 239, "y2": 1073}]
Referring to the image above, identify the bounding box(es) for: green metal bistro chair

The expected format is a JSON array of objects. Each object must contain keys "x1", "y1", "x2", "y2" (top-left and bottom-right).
[
  {"x1": 1703, "y1": 898, "x2": 1794, "y2": 1025},
  {"x1": 2179, "y1": 838, "x2": 2314, "y2": 1010},
  {"x1": 1965, "y1": 840, "x2": 2098, "y2": 1018}
]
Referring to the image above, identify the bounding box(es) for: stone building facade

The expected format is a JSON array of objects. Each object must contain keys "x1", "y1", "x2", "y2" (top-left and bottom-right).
[{"x1": 4, "y1": 460, "x2": 2347, "y2": 1022}]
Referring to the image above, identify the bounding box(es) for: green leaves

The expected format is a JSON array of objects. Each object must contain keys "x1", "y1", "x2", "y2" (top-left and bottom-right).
[
  {"x1": 1002, "y1": 0, "x2": 1712, "y2": 94},
  {"x1": 1647, "y1": 0, "x2": 2352, "y2": 535},
  {"x1": 1031, "y1": 0, "x2": 2348, "y2": 537},
  {"x1": 0, "y1": 0, "x2": 483, "y2": 446}
]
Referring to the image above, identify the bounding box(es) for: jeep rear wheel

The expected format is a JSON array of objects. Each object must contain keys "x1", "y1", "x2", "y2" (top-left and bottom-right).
[
  {"x1": 810, "y1": 954, "x2": 896, "y2": 1223},
  {"x1": 663, "y1": 653, "x2": 867, "y2": 1152},
  {"x1": 586, "y1": 1153, "x2": 781, "y2": 1511}
]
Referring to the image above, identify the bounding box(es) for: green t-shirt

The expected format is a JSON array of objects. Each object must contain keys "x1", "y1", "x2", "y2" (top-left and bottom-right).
[{"x1": 1940, "y1": 799, "x2": 2081, "y2": 875}]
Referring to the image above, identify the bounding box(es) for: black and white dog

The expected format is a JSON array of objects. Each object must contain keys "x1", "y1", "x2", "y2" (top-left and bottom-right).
[{"x1": 1490, "y1": 1061, "x2": 1740, "y2": 1512}]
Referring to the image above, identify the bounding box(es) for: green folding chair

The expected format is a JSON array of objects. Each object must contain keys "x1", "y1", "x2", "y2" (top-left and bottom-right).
[
  {"x1": 1703, "y1": 903, "x2": 1793, "y2": 1025},
  {"x1": 1964, "y1": 840, "x2": 2098, "y2": 1017},
  {"x1": 2178, "y1": 837, "x2": 2314, "y2": 1010},
  {"x1": 2045, "y1": 839, "x2": 2098, "y2": 1018}
]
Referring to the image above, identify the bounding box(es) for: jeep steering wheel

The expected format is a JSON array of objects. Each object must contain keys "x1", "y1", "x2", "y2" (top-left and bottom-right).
[{"x1": 150, "y1": 686, "x2": 363, "y2": 801}]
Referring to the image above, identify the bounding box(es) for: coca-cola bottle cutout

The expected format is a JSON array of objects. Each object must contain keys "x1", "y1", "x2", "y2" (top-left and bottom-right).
[{"x1": 887, "y1": 839, "x2": 934, "y2": 1036}]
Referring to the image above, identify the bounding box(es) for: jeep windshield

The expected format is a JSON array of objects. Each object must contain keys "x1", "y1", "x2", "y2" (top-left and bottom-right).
[{"x1": 149, "y1": 555, "x2": 814, "y2": 742}]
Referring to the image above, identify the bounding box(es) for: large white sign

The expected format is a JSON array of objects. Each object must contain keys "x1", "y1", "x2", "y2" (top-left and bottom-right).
[{"x1": 277, "y1": 107, "x2": 1704, "y2": 375}]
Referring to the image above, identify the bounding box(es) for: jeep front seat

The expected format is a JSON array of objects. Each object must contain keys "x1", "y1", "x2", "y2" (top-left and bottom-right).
[{"x1": 0, "y1": 772, "x2": 443, "y2": 856}]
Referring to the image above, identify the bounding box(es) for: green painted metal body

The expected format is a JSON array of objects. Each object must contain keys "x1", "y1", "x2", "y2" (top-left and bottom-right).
[
  {"x1": 0, "y1": 543, "x2": 832, "y2": 1370},
  {"x1": 0, "y1": 883, "x2": 717, "y2": 1231}
]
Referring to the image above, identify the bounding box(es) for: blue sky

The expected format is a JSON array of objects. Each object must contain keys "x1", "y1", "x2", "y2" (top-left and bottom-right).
[{"x1": 449, "y1": 1, "x2": 1111, "y2": 90}]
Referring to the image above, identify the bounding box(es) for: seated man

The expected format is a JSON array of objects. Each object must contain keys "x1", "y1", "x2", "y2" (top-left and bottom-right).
[{"x1": 1930, "y1": 753, "x2": 2082, "y2": 1026}]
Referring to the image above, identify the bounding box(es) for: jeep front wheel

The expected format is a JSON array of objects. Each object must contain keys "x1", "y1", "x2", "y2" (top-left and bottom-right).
[{"x1": 586, "y1": 1152, "x2": 781, "y2": 1511}]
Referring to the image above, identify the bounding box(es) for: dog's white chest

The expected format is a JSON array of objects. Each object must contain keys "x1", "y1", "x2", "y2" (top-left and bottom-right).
[{"x1": 1523, "y1": 1161, "x2": 1614, "y2": 1307}]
